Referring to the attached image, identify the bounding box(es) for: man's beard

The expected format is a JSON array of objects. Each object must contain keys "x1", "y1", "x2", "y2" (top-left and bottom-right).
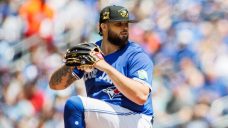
[{"x1": 107, "y1": 29, "x2": 128, "y2": 47}]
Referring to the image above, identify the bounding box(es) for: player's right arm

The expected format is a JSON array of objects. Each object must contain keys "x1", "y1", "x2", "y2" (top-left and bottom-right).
[{"x1": 49, "y1": 65, "x2": 76, "y2": 90}]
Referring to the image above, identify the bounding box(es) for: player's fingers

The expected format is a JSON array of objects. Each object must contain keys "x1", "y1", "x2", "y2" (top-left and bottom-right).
[{"x1": 77, "y1": 65, "x2": 94, "y2": 72}]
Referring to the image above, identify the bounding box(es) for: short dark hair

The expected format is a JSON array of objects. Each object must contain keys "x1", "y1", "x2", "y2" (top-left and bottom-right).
[{"x1": 99, "y1": 24, "x2": 103, "y2": 36}]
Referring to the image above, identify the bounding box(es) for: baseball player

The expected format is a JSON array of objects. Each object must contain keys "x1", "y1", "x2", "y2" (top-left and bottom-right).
[{"x1": 49, "y1": 5, "x2": 154, "y2": 128}]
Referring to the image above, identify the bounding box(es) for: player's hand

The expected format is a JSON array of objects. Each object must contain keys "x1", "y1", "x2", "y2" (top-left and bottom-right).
[
  {"x1": 93, "y1": 59, "x2": 110, "y2": 72},
  {"x1": 77, "y1": 65, "x2": 94, "y2": 73}
]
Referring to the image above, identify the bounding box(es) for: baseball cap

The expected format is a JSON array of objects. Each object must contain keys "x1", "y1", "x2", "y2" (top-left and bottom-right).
[{"x1": 99, "y1": 5, "x2": 137, "y2": 23}]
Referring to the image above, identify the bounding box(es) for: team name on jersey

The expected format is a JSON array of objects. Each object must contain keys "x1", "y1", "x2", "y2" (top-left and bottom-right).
[
  {"x1": 84, "y1": 69, "x2": 98, "y2": 80},
  {"x1": 84, "y1": 69, "x2": 113, "y2": 84},
  {"x1": 99, "y1": 72, "x2": 113, "y2": 84}
]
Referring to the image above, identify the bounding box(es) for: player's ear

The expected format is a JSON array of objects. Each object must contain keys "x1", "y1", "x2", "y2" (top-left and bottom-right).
[{"x1": 100, "y1": 23, "x2": 107, "y2": 34}]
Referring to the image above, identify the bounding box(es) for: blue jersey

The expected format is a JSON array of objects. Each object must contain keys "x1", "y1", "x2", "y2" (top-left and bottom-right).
[{"x1": 74, "y1": 40, "x2": 154, "y2": 115}]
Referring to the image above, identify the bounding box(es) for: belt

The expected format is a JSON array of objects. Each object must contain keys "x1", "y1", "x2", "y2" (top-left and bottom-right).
[
  {"x1": 142, "y1": 114, "x2": 154, "y2": 125},
  {"x1": 151, "y1": 116, "x2": 154, "y2": 125}
]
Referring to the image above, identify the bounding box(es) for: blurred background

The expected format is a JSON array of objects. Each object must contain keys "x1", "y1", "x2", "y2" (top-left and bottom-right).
[{"x1": 0, "y1": 0, "x2": 228, "y2": 128}]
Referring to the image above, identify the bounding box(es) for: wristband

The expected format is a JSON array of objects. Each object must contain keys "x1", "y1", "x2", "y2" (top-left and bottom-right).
[{"x1": 72, "y1": 67, "x2": 84, "y2": 79}]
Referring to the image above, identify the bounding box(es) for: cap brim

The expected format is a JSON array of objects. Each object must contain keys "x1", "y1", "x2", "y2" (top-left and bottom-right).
[{"x1": 108, "y1": 19, "x2": 138, "y2": 23}]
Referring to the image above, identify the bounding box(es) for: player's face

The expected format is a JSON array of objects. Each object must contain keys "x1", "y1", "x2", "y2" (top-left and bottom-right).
[{"x1": 107, "y1": 21, "x2": 129, "y2": 47}]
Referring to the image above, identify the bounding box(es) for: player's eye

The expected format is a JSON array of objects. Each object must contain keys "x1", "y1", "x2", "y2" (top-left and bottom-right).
[{"x1": 114, "y1": 23, "x2": 122, "y2": 26}]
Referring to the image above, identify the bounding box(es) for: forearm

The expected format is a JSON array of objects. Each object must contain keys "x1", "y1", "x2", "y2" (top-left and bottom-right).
[
  {"x1": 101, "y1": 63, "x2": 150, "y2": 105},
  {"x1": 49, "y1": 65, "x2": 76, "y2": 90}
]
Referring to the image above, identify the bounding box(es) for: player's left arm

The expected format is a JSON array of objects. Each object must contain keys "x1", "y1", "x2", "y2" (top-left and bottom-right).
[{"x1": 94, "y1": 52, "x2": 153, "y2": 105}]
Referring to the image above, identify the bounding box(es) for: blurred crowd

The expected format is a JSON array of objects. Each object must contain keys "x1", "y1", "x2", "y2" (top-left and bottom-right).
[{"x1": 0, "y1": 0, "x2": 228, "y2": 128}]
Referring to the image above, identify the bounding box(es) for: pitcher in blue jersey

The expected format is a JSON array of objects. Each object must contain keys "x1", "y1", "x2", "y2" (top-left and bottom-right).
[{"x1": 49, "y1": 5, "x2": 154, "y2": 128}]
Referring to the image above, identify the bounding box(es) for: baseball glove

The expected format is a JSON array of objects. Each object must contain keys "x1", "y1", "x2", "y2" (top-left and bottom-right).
[{"x1": 64, "y1": 43, "x2": 103, "y2": 66}]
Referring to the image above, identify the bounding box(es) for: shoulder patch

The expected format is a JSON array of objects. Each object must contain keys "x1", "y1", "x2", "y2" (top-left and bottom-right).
[{"x1": 137, "y1": 70, "x2": 148, "y2": 80}]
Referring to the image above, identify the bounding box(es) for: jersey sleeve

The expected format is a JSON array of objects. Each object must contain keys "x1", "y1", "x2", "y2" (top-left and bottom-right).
[{"x1": 127, "y1": 52, "x2": 153, "y2": 90}]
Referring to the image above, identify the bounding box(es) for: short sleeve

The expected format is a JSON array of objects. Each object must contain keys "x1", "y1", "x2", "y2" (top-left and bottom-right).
[{"x1": 127, "y1": 52, "x2": 153, "y2": 89}]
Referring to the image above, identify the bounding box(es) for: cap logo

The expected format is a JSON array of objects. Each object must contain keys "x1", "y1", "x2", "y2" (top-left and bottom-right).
[
  {"x1": 118, "y1": 8, "x2": 128, "y2": 18},
  {"x1": 102, "y1": 11, "x2": 110, "y2": 20}
]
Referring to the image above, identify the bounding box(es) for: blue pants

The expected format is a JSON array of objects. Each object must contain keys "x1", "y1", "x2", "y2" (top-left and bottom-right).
[{"x1": 64, "y1": 96, "x2": 85, "y2": 128}]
